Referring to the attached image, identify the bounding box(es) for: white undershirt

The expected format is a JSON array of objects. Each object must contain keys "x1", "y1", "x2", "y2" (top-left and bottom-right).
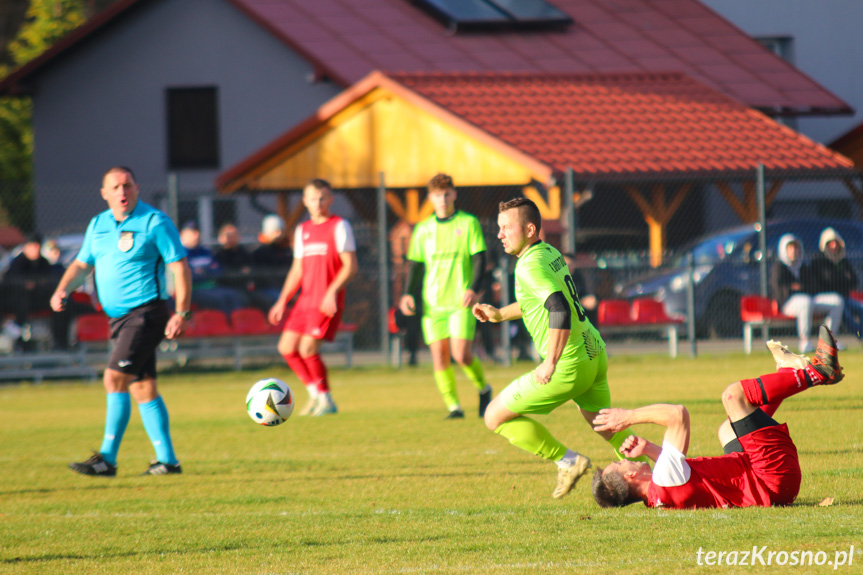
[
  {"x1": 651, "y1": 441, "x2": 691, "y2": 487},
  {"x1": 293, "y1": 219, "x2": 356, "y2": 258}
]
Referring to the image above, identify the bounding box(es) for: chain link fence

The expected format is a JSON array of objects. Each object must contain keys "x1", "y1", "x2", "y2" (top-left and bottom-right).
[{"x1": 1, "y1": 168, "x2": 862, "y2": 357}]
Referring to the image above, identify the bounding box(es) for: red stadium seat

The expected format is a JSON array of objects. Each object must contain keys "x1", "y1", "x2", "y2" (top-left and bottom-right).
[
  {"x1": 76, "y1": 313, "x2": 110, "y2": 342},
  {"x1": 631, "y1": 298, "x2": 683, "y2": 324},
  {"x1": 185, "y1": 309, "x2": 232, "y2": 338},
  {"x1": 230, "y1": 307, "x2": 279, "y2": 335},
  {"x1": 598, "y1": 299, "x2": 633, "y2": 326},
  {"x1": 740, "y1": 295, "x2": 795, "y2": 354}
]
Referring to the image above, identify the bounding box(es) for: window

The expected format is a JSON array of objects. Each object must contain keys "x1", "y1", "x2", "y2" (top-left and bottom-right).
[
  {"x1": 167, "y1": 87, "x2": 220, "y2": 169},
  {"x1": 756, "y1": 36, "x2": 795, "y2": 63},
  {"x1": 412, "y1": 0, "x2": 572, "y2": 30}
]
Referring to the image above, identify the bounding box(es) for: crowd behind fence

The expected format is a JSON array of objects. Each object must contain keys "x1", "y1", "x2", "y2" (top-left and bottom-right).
[{"x1": 1, "y1": 168, "x2": 862, "y2": 358}]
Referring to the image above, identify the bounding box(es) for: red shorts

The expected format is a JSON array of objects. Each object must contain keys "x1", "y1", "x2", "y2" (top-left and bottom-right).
[
  {"x1": 739, "y1": 423, "x2": 801, "y2": 506},
  {"x1": 284, "y1": 305, "x2": 343, "y2": 341}
]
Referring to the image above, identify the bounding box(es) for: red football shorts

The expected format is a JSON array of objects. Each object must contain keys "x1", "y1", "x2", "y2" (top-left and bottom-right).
[
  {"x1": 738, "y1": 423, "x2": 801, "y2": 506},
  {"x1": 284, "y1": 305, "x2": 343, "y2": 341}
]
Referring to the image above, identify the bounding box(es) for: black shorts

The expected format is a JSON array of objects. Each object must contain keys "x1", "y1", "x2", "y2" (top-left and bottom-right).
[{"x1": 108, "y1": 300, "x2": 171, "y2": 381}]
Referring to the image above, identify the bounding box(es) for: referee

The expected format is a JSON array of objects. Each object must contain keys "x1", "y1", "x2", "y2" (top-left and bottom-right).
[{"x1": 51, "y1": 166, "x2": 192, "y2": 476}]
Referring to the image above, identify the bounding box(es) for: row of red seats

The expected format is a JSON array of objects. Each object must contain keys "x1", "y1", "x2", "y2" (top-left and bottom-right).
[
  {"x1": 740, "y1": 290, "x2": 863, "y2": 324},
  {"x1": 76, "y1": 308, "x2": 359, "y2": 343},
  {"x1": 597, "y1": 298, "x2": 683, "y2": 326}
]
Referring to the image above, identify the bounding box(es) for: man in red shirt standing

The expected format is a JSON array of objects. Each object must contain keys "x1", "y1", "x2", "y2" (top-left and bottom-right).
[
  {"x1": 268, "y1": 179, "x2": 358, "y2": 416},
  {"x1": 591, "y1": 325, "x2": 843, "y2": 509}
]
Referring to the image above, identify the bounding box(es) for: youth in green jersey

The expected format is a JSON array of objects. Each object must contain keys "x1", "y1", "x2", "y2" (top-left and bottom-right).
[{"x1": 399, "y1": 174, "x2": 492, "y2": 419}]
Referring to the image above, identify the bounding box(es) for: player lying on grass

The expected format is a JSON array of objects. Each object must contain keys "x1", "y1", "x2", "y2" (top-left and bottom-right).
[{"x1": 591, "y1": 324, "x2": 843, "y2": 509}]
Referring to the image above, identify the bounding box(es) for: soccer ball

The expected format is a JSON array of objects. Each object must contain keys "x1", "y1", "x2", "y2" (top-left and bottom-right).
[{"x1": 245, "y1": 378, "x2": 294, "y2": 426}]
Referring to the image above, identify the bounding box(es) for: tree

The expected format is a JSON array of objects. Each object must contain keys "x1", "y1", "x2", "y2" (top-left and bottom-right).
[{"x1": 0, "y1": 0, "x2": 86, "y2": 232}]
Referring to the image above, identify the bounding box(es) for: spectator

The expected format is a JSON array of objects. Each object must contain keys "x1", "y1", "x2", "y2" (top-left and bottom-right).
[
  {"x1": 771, "y1": 233, "x2": 843, "y2": 353},
  {"x1": 180, "y1": 221, "x2": 249, "y2": 316},
  {"x1": 4, "y1": 233, "x2": 74, "y2": 350},
  {"x1": 806, "y1": 227, "x2": 862, "y2": 341},
  {"x1": 250, "y1": 214, "x2": 293, "y2": 311},
  {"x1": 213, "y1": 223, "x2": 252, "y2": 293}
]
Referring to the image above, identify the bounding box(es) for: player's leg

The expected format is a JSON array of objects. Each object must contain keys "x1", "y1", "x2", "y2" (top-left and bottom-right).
[
  {"x1": 485, "y1": 369, "x2": 590, "y2": 499},
  {"x1": 424, "y1": 313, "x2": 461, "y2": 417},
  {"x1": 278, "y1": 327, "x2": 316, "y2": 415},
  {"x1": 781, "y1": 293, "x2": 814, "y2": 352},
  {"x1": 449, "y1": 308, "x2": 492, "y2": 417},
  {"x1": 298, "y1": 335, "x2": 337, "y2": 416},
  {"x1": 812, "y1": 292, "x2": 844, "y2": 348}
]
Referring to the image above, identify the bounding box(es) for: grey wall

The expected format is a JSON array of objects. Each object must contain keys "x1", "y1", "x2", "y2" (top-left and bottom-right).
[
  {"x1": 30, "y1": 0, "x2": 341, "y2": 235},
  {"x1": 700, "y1": 0, "x2": 863, "y2": 145}
]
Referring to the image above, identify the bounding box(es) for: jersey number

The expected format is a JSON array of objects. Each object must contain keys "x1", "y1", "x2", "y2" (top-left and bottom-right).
[{"x1": 564, "y1": 275, "x2": 587, "y2": 323}]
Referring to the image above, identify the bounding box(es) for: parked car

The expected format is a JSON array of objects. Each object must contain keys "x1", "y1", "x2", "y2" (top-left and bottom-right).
[{"x1": 615, "y1": 219, "x2": 863, "y2": 337}]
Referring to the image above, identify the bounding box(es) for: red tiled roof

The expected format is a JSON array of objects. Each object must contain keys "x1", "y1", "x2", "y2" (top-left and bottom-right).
[
  {"x1": 0, "y1": 0, "x2": 851, "y2": 117},
  {"x1": 385, "y1": 71, "x2": 853, "y2": 176}
]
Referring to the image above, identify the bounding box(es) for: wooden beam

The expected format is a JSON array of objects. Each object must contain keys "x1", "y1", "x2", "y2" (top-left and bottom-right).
[
  {"x1": 843, "y1": 178, "x2": 863, "y2": 212},
  {"x1": 523, "y1": 185, "x2": 561, "y2": 219},
  {"x1": 716, "y1": 181, "x2": 752, "y2": 223},
  {"x1": 625, "y1": 183, "x2": 691, "y2": 268}
]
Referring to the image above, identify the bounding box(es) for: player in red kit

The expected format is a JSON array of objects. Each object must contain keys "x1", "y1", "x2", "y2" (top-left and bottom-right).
[
  {"x1": 268, "y1": 179, "x2": 358, "y2": 416},
  {"x1": 591, "y1": 324, "x2": 843, "y2": 509}
]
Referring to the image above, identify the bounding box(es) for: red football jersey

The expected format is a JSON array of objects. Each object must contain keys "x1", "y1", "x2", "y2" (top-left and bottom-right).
[{"x1": 293, "y1": 216, "x2": 356, "y2": 311}]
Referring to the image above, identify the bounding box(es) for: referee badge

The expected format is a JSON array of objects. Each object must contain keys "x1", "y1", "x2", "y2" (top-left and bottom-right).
[{"x1": 118, "y1": 231, "x2": 134, "y2": 252}]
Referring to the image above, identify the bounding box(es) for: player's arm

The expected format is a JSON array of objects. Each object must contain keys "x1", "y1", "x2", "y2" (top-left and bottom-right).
[
  {"x1": 592, "y1": 404, "x2": 690, "y2": 455},
  {"x1": 50, "y1": 259, "x2": 94, "y2": 312},
  {"x1": 320, "y1": 250, "x2": 358, "y2": 317},
  {"x1": 399, "y1": 259, "x2": 424, "y2": 316},
  {"x1": 269, "y1": 257, "x2": 303, "y2": 325},
  {"x1": 462, "y1": 250, "x2": 486, "y2": 308},
  {"x1": 165, "y1": 258, "x2": 192, "y2": 339},
  {"x1": 473, "y1": 301, "x2": 522, "y2": 323},
  {"x1": 534, "y1": 291, "x2": 571, "y2": 384}
]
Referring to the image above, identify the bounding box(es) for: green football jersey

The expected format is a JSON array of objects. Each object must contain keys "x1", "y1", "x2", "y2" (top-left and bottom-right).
[
  {"x1": 407, "y1": 210, "x2": 486, "y2": 315},
  {"x1": 514, "y1": 241, "x2": 591, "y2": 361}
]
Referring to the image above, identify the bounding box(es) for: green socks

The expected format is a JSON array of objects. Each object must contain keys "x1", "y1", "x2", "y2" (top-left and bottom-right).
[
  {"x1": 460, "y1": 358, "x2": 487, "y2": 391},
  {"x1": 494, "y1": 416, "x2": 568, "y2": 461},
  {"x1": 433, "y1": 367, "x2": 460, "y2": 410}
]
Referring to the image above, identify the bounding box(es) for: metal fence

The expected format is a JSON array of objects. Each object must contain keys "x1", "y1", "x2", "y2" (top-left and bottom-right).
[{"x1": 2, "y1": 167, "x2": 862, "y2": 357}]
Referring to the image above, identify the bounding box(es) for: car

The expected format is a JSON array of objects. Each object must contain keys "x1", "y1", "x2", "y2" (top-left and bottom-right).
[{"x1": 615, "y1": 218, "x2": 863, "y2": 338}]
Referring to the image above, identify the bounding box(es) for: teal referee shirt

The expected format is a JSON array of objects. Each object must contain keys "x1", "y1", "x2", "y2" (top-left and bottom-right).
[{"x1": 76, "y1": 201, "x2": 186, "y2": 318}]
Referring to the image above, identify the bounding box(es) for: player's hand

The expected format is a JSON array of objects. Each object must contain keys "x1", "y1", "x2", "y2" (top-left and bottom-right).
[
  {"x1": 268, "y1": 302, "x2": 286, "y2": 326},
  {"x1": 399, "y1": 294, "x2": 416, "y2": 316},
  {"x1": 533, "y1": 360, "x2": 555, "y2": 385},
  {"x1": 50, "y1": 289, "x2": 68, "y2": 312},
  {"x1": 618, "y1": 435, "x2": 649, "y2": 459},
  {"x1": 165, "y1": 314, "x2": 186, "y2": 340},
  {"x1": 461, "y1": 289, "x2": 480, "y2": 309},
  {"x1": 592, "y1": 408, "x2": 632, "y2": 433},
  {"x1": 319, "y1": 292, "x2": 337, "y2": 318},
  {"x1": 472, "y1": 303, "x2": 502, "y2": 323}
]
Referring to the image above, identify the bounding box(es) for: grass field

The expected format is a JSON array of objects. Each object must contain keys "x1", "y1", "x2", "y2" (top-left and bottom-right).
[{"x1": 1, "y1": 347, "x2": 862, "y2": 574}]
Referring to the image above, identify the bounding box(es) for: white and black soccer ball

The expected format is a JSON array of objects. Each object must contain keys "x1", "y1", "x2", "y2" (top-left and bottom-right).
[{"x1": 245, "y1": 378, "x2": 294, "y2": 426}]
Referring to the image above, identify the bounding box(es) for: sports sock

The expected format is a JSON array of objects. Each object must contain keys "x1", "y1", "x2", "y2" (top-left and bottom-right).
[
  {"x1": 283, "y1": 351, "x2": 311, "y2": 384},
  {"x1": 607, "y1": 429, "x2": 650, "y2": 462},
  {"x1": 741, "y1": 367, "x2": 821, "y2": 407},
  {"x1": 494, "y1": 416, "x2": 568, "y2": 461},
  {"x1": 433, "y1": 367, "x2": 460, "y2": 410},
  {"x1": 99, "y1": 392, "x2": 131, "y2": 466},
  {"x1": 556, "y1": 448, "x2": 580, "y2": 469},
  {"x1": 460, "y1": 358, "x2": 487, "y2": 391},
  {"x1": 139, "y1": 396, "x2": 178, "y2": 465},
  {"x1": 303, "y1": 354, "x2": 330, "y2": 393}
]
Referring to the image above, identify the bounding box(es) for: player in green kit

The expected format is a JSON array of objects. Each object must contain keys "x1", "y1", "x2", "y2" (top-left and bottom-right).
[
  {"x1": 399, "y1": 173, "x2": 493, "y2": 419},
  {"x1": 473, "y1": 197, "x2": 644, "y2": 499}
]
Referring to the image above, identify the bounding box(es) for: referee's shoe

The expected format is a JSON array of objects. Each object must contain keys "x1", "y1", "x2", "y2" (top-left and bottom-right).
[{"x1": 69, "y1": 452, "x2": 117, "y2": 477}]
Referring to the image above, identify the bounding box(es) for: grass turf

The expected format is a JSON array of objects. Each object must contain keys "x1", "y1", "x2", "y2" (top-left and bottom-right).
[{"x1": 1, "y1": 348, "x2": 861, "y2": 574}]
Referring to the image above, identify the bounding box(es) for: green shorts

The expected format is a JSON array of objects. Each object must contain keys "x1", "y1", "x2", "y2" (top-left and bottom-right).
[
  {"x1": 422, "y1": 307, "x2": 476, "y2": 344},
  {"x1": 499, "y1": 345, "x2": 610, "y2": 415}
]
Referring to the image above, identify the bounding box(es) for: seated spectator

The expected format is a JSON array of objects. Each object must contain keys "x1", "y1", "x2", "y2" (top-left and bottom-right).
[
  {"x1": 213, "y1": 223, "x2": 252, "y2": 292},
  {"x1": 250, "y1": 214, "x2": 293, "y2": 311},
  {"x1": 772, "y1": 234, "x2": 843, "y2": 353},
  {"x1": 180, "y1": 221, "x2": 249, "y2": 315},
  {"x1": 4, "y1": 233, "x2": 75, "y2": 350},
  {"x1": 806, "y1": 227, "x2": 861, "y2": 342}
]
